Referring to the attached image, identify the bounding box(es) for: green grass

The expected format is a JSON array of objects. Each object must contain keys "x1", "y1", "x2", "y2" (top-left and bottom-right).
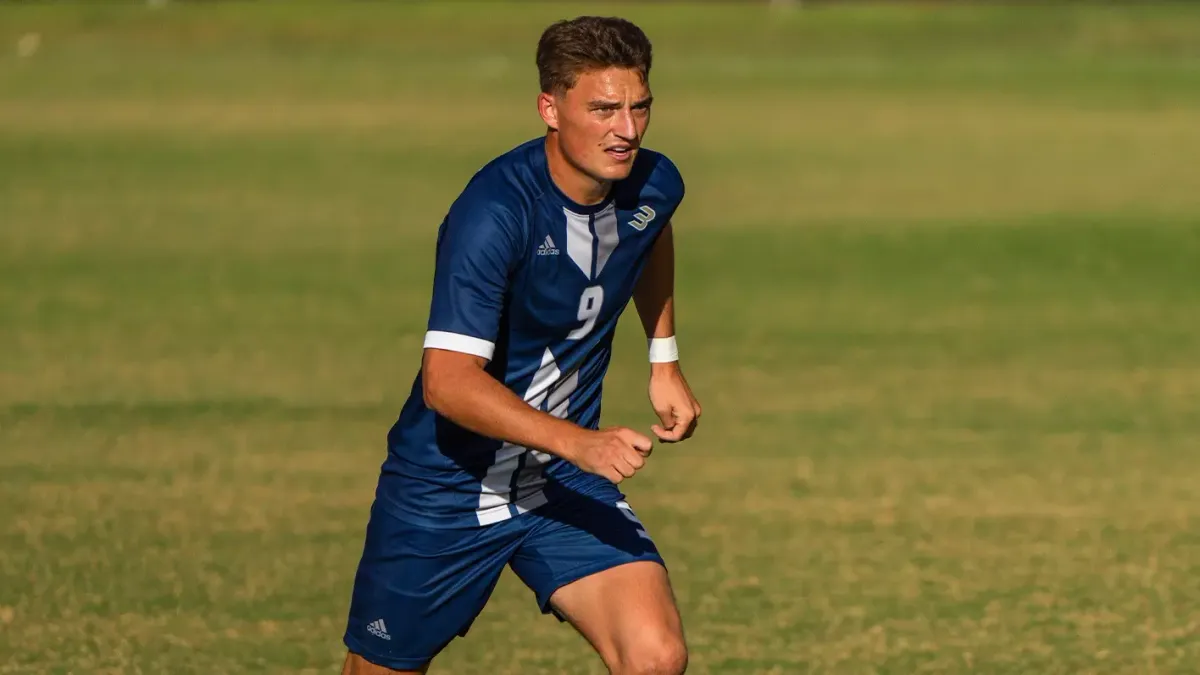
[{"x1": 4, "y1": 2, "x2": 1200, "y2": 673}]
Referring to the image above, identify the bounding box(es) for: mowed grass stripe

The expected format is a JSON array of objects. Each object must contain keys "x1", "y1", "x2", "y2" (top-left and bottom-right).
[
  {"x1": 6, "y1": 420, "x2": 1200, "y2": 671},
  {"x1": 6, "y1": 97, "x2": 1200, "y2": 231},
  {"x1": 5, "y1": 217, "x2": 1199, "y2": 400},
  {"x1": 4, "y1": 2, "x2": 1200, "y2": 102}
]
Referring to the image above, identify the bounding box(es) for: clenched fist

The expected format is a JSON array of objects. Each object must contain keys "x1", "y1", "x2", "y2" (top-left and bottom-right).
[
  {"x1": 559, "y1": 427, "x2": 653, "y2": 485},
  {"x1": 648, "y1": 362, "x2": 701, "y2": 443}
]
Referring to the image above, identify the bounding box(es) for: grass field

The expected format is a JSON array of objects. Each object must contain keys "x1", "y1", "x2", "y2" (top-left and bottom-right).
[{"x1": 4, "y1": 2, "x2": 1200, "y2": 673}]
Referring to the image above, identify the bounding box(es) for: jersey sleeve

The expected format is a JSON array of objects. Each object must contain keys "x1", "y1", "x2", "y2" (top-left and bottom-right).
[
  {"x1": 423, "y1": 197, "x2": 524, "y2": 361},
  {"x1": 639, "y1": 151, "x2": 686, "y2": 221},
  {"x1": 656, "y1": 153, "x2": 686, "y2": 208}
]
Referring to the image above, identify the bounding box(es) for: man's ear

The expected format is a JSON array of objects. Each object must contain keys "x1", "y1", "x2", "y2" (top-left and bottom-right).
[{"x1": 537, "y1": 91, "x2": 559, "y2": 131}]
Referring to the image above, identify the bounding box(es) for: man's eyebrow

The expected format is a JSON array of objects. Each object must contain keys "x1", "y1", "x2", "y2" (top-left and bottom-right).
[{"x1": 587, "y1": 96, "x2": 655, "y2": 109}]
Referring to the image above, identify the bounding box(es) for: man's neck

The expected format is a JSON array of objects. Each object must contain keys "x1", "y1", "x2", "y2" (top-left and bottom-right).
[{"x1": 544, "y1": 133, "x2": 610, "y2": 206}]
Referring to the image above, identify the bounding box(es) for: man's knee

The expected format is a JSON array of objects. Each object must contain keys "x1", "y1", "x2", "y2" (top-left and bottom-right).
[{"x1": 616, "y1": 635, "x2": 688, "y2": 675}]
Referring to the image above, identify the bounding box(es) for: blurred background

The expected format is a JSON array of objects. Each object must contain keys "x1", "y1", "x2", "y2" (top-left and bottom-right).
[{"x1": 3, "y1": 1, "x2": 1200, "y2": 673}]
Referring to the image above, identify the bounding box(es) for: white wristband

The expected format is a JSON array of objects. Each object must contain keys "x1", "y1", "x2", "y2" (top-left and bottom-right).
[{"x1": 648, "y1": 336, "x2": 679, "y2": 363}]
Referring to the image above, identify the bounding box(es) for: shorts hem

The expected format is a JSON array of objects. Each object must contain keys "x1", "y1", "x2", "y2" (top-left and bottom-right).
[
  {"x1": 343, "y1": 632, "x2": 433, "y2": 671},
  {"x1": 534, "y1": 553, "x2": 667, "y2": 615}
]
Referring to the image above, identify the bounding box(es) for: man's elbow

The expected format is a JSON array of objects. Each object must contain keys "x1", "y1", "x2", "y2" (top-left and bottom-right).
[
  {"x1": 421, "y1": 350, "x2": 484, "y2": 414},
  {"x1": 422, "y1": 368, "x2": 449, "y2": 413}
]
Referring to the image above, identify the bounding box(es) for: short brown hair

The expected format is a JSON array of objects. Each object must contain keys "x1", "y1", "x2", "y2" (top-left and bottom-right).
[{"x1": 536, "y1": 16, "x2": 653, "y2": 95}]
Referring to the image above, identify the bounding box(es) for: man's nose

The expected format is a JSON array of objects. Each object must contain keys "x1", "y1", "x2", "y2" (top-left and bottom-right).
[{"x1": 613, "y1": 108, "x2": 637, "y2": 140}]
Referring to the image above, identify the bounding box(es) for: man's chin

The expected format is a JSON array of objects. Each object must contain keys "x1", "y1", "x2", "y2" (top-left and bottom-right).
[{"x1": 595, "y1": 159, "x2": 636, "y2": 182}]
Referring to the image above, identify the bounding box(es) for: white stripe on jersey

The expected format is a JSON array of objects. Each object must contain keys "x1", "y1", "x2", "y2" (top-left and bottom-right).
[
  {"x1": 564, "y1": 208, "x2": 594, "y2": 278},
  {"x1": 423, "y1": 331, "x2": 495, "y2": 360},
  {"x1": 473, "y1": 348, "x2": 578, "y2": 526},
  {"x1": 476, "y1": 442, "x2": 525, "y2": 525},
  {"x1": 593, "y1": 204, "x2": 620, "y2": 276}
]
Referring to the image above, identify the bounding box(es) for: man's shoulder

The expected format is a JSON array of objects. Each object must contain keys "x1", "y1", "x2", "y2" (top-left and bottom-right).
[
  {"x1": 639, "y1": 147, "x2": 685, "y2": 190},
  {"x1": 618, "y1": 147, "x2": 686, "y2": 209},
  {"x1": 452, "y1": 137, "x2": 547, "y2": 220}
]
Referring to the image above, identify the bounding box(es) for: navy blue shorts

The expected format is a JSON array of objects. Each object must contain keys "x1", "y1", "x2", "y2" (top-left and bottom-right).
[{"x1": 342, "y1": 485, "x2": 664, "y2": 671}]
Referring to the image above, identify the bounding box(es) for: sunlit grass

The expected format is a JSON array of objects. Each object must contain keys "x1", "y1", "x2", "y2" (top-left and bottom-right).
[{"x1": 3, "y1": 2, "x2": 1200, "y2": 673}]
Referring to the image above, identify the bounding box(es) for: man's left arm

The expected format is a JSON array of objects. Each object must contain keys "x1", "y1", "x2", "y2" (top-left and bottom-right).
[{"x1": 633, "y1": 221, "x2": 702, "y2": 443}]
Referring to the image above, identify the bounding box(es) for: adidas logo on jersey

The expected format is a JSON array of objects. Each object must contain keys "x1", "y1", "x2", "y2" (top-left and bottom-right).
[
  {"x1": 366, "y1": 618, "x2": 391, "y2": 641},
  {"x1": 537, "y1": 235, "x2": 560, "y2": 256}
]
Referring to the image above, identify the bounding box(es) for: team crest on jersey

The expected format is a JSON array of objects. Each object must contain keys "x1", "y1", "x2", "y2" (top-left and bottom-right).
[{"x1": 628, "y1": 205, "x2": 655, "y2": 231}]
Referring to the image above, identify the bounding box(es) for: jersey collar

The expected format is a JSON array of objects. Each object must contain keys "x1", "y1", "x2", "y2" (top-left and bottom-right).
[{"x1": 536, "y1": 137, "x2": 618, "y2": 216}]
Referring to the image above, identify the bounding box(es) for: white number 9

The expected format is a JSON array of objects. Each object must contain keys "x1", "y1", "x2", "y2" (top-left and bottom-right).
[{"x1": 567, "y1": 285, "x2": 604, "y2": 340}]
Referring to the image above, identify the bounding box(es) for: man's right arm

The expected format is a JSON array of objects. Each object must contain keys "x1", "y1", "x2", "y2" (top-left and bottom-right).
[
  {"x1": 420, "y1": 196, "x2": 650, "y2": 485},
  {"x1": 422, "y1": 348, "x2": 652, "y2": 485}
]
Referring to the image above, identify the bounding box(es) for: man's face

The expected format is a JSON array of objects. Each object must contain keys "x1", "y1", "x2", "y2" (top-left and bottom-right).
[{"x1": 546, "y1": 67, "x2": 652, "y2": 184}]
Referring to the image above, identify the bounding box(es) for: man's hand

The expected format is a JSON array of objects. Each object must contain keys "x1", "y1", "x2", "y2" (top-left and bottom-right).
[
  {"x1": 648, "y1": 363, "x2": 701, "y2": 443},
  {"x1": 558, "y1": 427, "x2": 654, "y2": 485}
]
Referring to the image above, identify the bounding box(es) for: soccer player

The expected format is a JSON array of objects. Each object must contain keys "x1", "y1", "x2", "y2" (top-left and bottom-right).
[{"x1": 341, "y1": 16, "x2": 701, "y2": 675}]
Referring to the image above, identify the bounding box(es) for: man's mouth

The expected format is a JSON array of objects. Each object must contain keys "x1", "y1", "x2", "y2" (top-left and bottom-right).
[{"x1": 605, "y1": 145, "x2": 635, "y2": 161}]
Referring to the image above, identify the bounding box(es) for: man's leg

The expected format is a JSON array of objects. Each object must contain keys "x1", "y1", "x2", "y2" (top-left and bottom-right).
[
  {"x1": 509, "y1": 491, "x2": 687, "y2": 675},
  {"x1": 550, "y1": 560, "x2": 687, "y2": 675},
  {"x1": 341, "y1": 652, "x2": 428, "y2": 675},
  {"x1": 341, "y1": 501, "x2": 521, "y2": 673}
]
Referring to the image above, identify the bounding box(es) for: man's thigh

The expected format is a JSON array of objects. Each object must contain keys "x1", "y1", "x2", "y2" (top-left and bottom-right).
[
  {"x1": 341, "y1": 651, "x2": 427, "y2": 675},
  {"x1": 549, "y1": 561, "x2": 686, "y2": 673},
  {"x1": 342, "y1": 502, "x2": 522, "y2": 672},
  {"x1": 508, "y1": 490, "x2": 686, "y2": 672}
]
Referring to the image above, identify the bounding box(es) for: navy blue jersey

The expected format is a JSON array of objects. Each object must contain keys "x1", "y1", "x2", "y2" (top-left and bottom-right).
[{"x1": 374, "y1": 137, "x2": 685, "y2": 529}]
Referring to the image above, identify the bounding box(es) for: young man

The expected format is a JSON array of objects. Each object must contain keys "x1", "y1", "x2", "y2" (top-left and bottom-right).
[{"x1": 342, "y1": 16, "x2": 701, "y2": 675}]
